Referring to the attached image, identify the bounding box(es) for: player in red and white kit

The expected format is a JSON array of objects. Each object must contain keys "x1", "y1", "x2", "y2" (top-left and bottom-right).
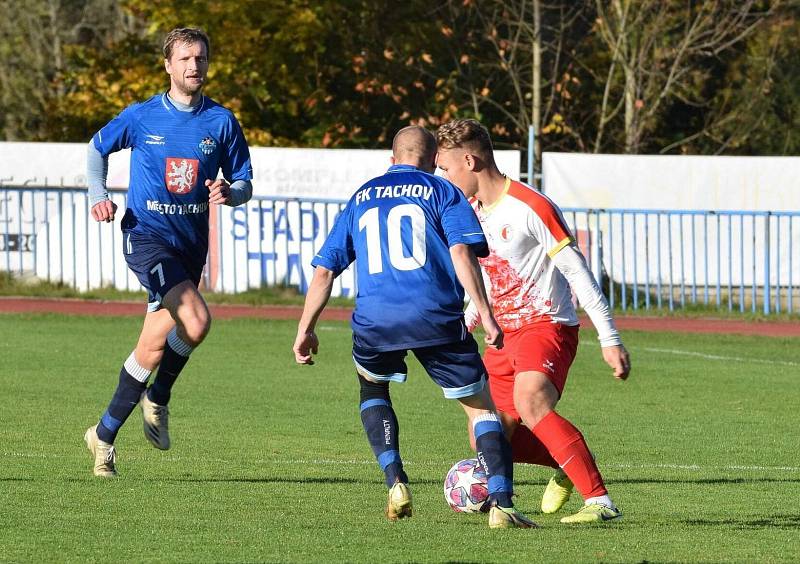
[{"x1": 436, "y1": 119, "x2": 631, "y2": 524}]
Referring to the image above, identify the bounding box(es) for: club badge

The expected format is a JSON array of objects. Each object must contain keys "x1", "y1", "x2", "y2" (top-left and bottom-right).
[
  {"x1": 165, "y1": 157, "x2": 199, "y2": 194},
  {"x1": 199, "y1": 137, "x2": 217, "y2": 155}
]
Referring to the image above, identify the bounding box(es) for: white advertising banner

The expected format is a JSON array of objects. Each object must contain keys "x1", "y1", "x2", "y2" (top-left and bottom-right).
[
  {"x1": 542, "y1": 152, "x2": 800, "y2": 211},
  {"x1": 542, "y1": 153, "x2": 800, "y2": 289},
  {"x1": 0, "y1": 142, "x2": 520, "y2": 197},
  {"x1": 0, "y1": 142, "x2": 520, "y2": 296}
]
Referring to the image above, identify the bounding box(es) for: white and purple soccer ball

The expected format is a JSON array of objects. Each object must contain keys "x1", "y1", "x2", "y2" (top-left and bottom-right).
[{"x1": 443, "y1": 458, "x2": 490, "y2": 513}]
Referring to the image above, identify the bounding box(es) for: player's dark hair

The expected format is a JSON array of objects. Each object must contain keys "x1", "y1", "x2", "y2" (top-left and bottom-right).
[
  {"x1": 163, "y1": 27, "x2": 210, "y2": 61},
  {"x1": 436, "y1": 119, "x2": 494, "y2": 159}
]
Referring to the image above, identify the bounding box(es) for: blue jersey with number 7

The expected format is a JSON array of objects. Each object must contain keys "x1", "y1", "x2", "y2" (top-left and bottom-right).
[{"x1": 312, "y1": 164, "x2": 488, "y2": 351}]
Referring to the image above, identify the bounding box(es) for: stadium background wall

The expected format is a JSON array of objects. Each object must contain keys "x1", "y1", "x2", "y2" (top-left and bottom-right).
[{"x1": 0, "y1": 144, "x2": 797, "y2": 313}]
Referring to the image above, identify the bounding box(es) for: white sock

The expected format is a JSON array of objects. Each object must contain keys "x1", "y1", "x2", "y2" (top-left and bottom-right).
[{"x1": 585, "y1": 495, "x2": 614, "y2": 508}]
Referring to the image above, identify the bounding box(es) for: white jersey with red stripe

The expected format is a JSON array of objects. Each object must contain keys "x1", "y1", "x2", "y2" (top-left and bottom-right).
[{"x1": 473, "y1": 177, "x2": 578, "y2": 331}]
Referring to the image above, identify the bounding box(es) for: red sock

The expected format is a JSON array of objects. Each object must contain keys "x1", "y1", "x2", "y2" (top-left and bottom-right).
[
  {"x1": 510, "y1": 425, "x2": 559, "y2": 468},
  {"x1": 532, "y1": 410, "x2": 607, "y2": 498}
]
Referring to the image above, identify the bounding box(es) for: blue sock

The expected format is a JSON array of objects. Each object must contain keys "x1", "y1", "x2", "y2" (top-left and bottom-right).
[
  {"x1": 358, "y1": 375, "x2": 407, "y2": 488},
  {"x1": 96, "y1": 353, "x2": 151, "y2": 444},
  {"x1": 473, "y1": 413, "x2": 514, "y2": 508},
  {"x1": 148, "y1": 328, "x2": 193, "y2": 406}
]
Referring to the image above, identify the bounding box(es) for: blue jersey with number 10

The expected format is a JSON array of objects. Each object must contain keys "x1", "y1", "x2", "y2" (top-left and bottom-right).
[{"x1": 313, "y1": 164, "x2": 488, "y2": 351}]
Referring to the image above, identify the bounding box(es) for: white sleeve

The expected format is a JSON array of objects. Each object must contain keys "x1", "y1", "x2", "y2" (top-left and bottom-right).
[
  {"x1": 551, "y1": 244, "x2": 622, "y2": 347},
  {"x1": 462, "y1": 266, "x2": 491, "y2": 332},
  {"x1": 463, "y1": 299, "x2": 481, "y2": 333}
]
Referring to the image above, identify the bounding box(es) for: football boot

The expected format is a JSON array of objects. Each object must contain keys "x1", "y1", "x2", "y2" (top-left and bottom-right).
[
  {"x1": 84, "y1": 424, "x2": 117, "y2": 478},
  {"x1": 488, "y1": 505, "x2": 539, "y2": 529},
  {"x1": 541, "y1": 469, "x2": 574, "y2": 513},
  {"x1": 385, "y1": 480, "x2": 413, "y2": 520},
  {"x1": 560, "y1": 503, "x2": 622, "y2": 524},
  {"x1": 140, "y1": 390, "x2": 170, "y2": 450}
]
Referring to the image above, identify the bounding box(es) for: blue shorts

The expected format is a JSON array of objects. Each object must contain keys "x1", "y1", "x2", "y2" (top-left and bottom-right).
[
  {"x1": 122, "y1": 231, "x2": 204, "y2": 312},
  {"x1": 352, "y1": 336, "x2": 487, "y2": 399}
]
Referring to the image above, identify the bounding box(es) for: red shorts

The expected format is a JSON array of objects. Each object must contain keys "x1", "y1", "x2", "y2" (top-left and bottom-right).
[{"x1": 483, "y1": 323, "x2": 579, "y2": 420}]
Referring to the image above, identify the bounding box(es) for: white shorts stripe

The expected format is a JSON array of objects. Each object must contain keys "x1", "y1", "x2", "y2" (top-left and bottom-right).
[{"x1": 352, "y1": 358, "x2": 407, "y2": 383}]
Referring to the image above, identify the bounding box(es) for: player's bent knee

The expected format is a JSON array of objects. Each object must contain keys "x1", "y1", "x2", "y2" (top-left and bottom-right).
[
  {"x1": 180, "y1": 314, "x2": 211, "y2": 346},
  {"x1": 358, "y1": 374, "x2": 390, "y2": 403}
]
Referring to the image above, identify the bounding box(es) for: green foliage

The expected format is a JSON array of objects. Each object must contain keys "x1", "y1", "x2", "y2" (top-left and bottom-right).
[{"x1": 2, "y1": 0, "x2": 799, "y2": 156}]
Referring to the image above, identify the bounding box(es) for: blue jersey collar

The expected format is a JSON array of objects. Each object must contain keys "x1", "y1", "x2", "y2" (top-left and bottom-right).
[
  {"x1": 387, "y1": 164, "x2": 420, "y2": 173},
  {"x1": 161, "y1": 92, "x2": 205, "y2": 115}
]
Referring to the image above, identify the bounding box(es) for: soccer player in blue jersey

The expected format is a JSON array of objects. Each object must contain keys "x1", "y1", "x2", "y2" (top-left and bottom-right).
[
  {"x1": 83, "y1": 28, "x2": 253, "y2": 477},
  {"x1": 293, "y1": 126, "x2": 536, "y2": 528}
]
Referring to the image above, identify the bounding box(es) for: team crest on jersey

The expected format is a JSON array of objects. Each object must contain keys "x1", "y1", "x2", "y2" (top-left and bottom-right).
[
  {"x1": 198, "y1": 136, "x2": 217, "y2": 155},
  {"x1": 499, "y1": 224, "x2": 514, "y2": 242},
  {"x1": 165, "y1": 158, "x2": 199, "y2": 194}
]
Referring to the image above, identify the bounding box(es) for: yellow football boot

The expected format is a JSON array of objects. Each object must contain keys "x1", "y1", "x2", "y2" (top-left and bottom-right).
[
  {"x1": 541, "y1": 470, "x2": 574, "y2": 514},
  {"x1": 560, "y1": 503, "x2": 622, "y2": 524}
]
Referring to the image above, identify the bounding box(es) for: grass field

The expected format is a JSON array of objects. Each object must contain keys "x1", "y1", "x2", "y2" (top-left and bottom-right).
[{"x1": 1, "y1": 313, "x2": 799, "y2": 563}]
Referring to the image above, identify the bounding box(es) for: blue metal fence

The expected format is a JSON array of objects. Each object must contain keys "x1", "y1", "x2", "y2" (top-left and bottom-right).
[
  {"x1": 1, "y1": 187, "x2": 797, "y2": 314},
  {"x1": 561, "y1": 208, "x2": 798, "y2": 315}
]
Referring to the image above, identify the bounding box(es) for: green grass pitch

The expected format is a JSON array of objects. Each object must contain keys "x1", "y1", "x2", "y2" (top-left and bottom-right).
[{"x1": 1, "y1": 313, "x2": 799, "y2": 563}]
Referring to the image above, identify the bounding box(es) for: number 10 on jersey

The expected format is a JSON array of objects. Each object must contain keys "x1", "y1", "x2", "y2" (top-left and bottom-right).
[{"x1": 358, "y1": 204, "x2": 427, "y2": 274}]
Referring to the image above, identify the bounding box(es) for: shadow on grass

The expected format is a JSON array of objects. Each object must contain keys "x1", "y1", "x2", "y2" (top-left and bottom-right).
[
  {"x1": 684, "y1": 514, "x2": 800, "y2": 529},
  {"x1": 165, "y1": 476, "x2": 366, "y2": 485},
  {"x1": 609, "y1": 477, "x2": 800, "y2": 485}
]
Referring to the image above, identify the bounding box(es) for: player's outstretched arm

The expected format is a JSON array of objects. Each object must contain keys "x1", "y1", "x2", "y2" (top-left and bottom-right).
[
  {"x1": 449, "y1": 243, "x2": 503, "y2": 350},
  {"x1": 552, "y1": 243, "x2": 630, "y2": 380},
  {"x1": 293, "y1": 266, "x2": 335, "y2": 365}
]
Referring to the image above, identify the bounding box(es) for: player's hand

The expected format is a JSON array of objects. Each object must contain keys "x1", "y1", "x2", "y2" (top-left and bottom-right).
[
  {"x1": 602, "y1": 344, "x2": 630, "y2": 380},
  {"x1": 293, "y1": 331, "x2": 319, "y2": 365},
  {"x1": 481, "y1": 316, "x2": 504, "y2": 350},
  {"x1": 206, "y1": 178, "x2": 232, "y2": 206},
  {"x1": 91, "y1": 199, "x2": 117, "y2": 223},
  {"x1": 463, "y1": 303, "x2": 481, "y2": 333}
]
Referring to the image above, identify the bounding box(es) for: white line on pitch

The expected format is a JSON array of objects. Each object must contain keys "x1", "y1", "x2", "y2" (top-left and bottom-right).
[
  {"x1": 640, "y1": 346, "x2": 800, "y2": 367},
  {"x1": 3, "y1": 452, "x2": 799, "y2": 472},
  {"x1": 581, "y1": 342, "x2": 799, "y2": 367}
]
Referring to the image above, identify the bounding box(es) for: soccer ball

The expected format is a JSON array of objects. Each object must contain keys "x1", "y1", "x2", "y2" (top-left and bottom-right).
[{"x1": 443, "y1": 458, "x2": 489, "y2": 513}]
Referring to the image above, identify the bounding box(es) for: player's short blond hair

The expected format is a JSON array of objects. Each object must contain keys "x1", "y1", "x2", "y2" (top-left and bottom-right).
[
  {"x1": 163, "y1": 27, "x2": 210, "y2": 61},
  {"x1": 436, "y1": 119, "x2": 494, "y2": 159}
]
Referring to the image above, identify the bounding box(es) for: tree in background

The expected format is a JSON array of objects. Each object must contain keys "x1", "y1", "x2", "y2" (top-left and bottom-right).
[
  {"x1": 1, "y1": 0, "x2": 797, "y2": 160},
  {"x1": 0, "y1": 0, "x2": 137, "y2": 140}
]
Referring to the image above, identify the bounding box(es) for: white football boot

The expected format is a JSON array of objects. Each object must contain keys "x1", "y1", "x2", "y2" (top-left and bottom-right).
[
  {"x1": 140, "y1": 390, "x2": 170, "y2": 450},
  {"x1": 84, "y1": 424, "x2": 117, "y2": 477}
]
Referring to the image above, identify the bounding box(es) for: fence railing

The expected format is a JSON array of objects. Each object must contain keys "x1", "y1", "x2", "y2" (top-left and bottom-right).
[
  {"x1": 562, "y1": 208, "x2": 798, "y2": 314},
  {"x1": 1, "y1": 187, "x2": 797, "y2": 314}
]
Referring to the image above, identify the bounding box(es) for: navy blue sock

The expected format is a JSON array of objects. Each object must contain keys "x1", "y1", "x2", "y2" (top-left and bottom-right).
[
  {"x1": 96, "y1": 357, "x2": 150, "y2": 444},
  {"x1": 148, "y1": 328, "x2": 193, "y2": 406},
  {"x1": 473, "y1": 413, "x2": 514, "y2": 508},
  {"x1": 358, "y1": 375, "x2": 407, "y2": 488}
]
